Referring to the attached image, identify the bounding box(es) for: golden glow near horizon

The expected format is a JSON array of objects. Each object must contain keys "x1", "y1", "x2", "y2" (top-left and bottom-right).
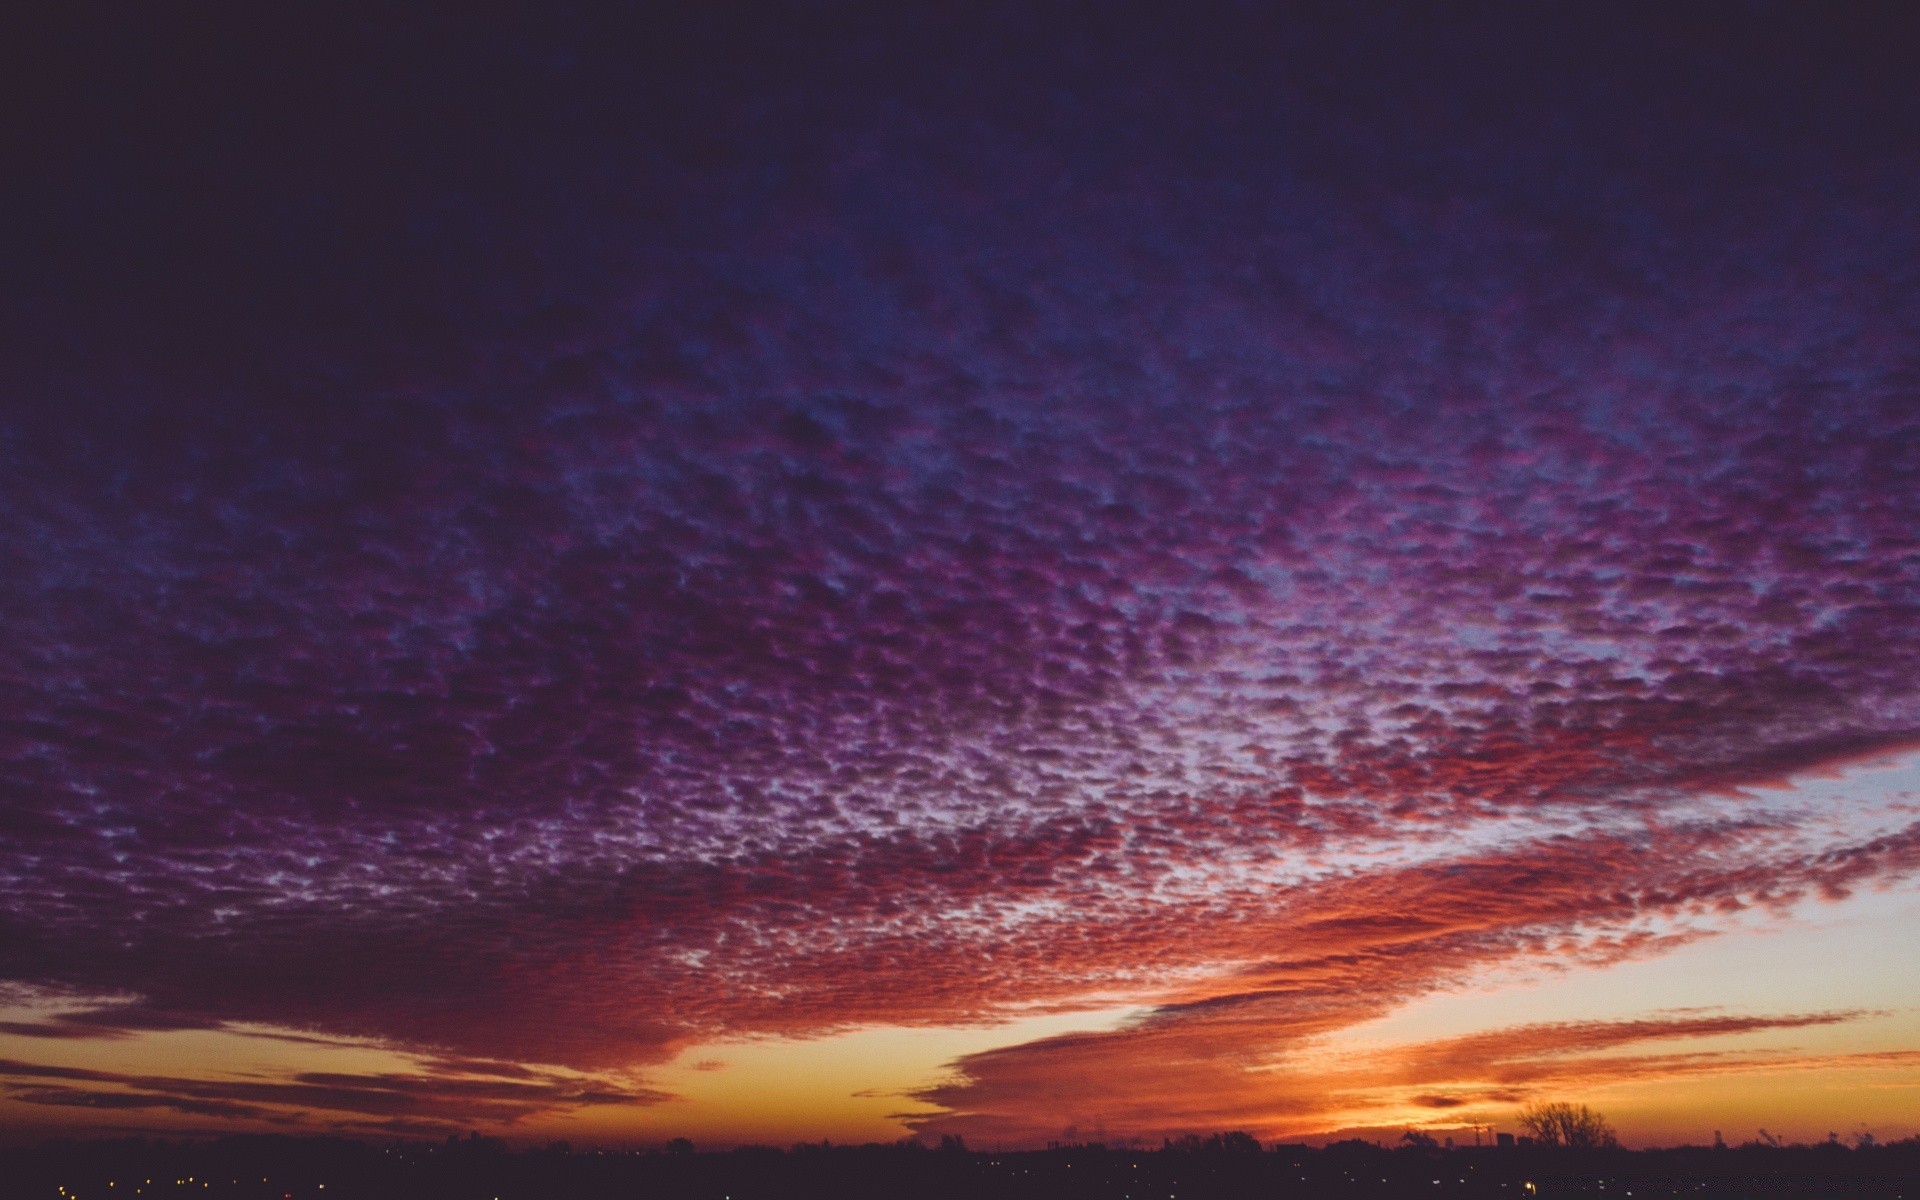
[{"x1": 551, "y1": 1007, "x2": 1148, "y2": 1147}]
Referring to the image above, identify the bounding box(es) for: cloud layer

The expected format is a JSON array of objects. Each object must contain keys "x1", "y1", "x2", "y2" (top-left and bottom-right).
[
  {"x1": 3, "y1": 3, "x2": 1919, "y2": 1139},
  {"x1": 0, "y1": 1048, "x2": 664, "y2": 1137}
]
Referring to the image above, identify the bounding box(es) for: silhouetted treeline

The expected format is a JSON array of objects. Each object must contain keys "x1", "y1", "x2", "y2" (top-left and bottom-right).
[{"x1": 7, "y1": 1131, "x2": 1920, "y2": 1199}]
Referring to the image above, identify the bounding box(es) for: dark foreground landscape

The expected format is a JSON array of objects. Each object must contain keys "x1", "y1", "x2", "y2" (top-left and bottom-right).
[{"x1": 8, "y1": 1135, "x2": 1919, "y2": 1200}]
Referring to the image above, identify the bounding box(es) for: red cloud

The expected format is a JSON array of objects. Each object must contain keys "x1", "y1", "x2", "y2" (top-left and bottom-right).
[{"x1": 3, "y1": 3, "x2": 1919, "y2": 1148}]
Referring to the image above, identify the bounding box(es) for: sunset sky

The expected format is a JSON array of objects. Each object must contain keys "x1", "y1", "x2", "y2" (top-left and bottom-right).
[{"x1": 3, "y1": 3, "x2": 1919, "y2": 1151}]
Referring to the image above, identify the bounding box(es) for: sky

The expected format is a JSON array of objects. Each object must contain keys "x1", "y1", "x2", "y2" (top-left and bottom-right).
[{"x1": 3, "y1": 1, "x2": 1920, "y2": 1150}]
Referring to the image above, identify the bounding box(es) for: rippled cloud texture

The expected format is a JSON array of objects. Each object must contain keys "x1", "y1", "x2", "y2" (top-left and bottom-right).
[{"x1": 3, "y1": 3, "x2": 1919, "y2": 1143}]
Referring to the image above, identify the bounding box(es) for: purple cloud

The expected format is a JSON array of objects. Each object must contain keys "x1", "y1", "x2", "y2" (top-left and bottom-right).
[{"x1": 2, "y1": 2, "x2": 1918, "y2": 1140}]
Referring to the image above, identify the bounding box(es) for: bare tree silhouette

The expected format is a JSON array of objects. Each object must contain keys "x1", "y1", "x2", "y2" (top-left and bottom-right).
[{"x1": 1517, "y1": 1101, "x2": 1619, "y2": 1150}]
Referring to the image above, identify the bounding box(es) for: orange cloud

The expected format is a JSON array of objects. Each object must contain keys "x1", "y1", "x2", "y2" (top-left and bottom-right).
[{"x1": 911, "y1": 1008, "x2": 1915, "y2": 1147}]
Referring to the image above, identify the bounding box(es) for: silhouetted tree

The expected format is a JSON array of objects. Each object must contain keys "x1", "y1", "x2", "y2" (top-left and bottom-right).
[{"x1": 1517, "y1": 1101, "x2": 1618, "y2": 1149}]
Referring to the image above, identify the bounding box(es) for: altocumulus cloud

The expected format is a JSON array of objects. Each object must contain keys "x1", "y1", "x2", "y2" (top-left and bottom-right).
[{"x1": 2, "y1": 2, "x2": 1919, "y2": 1139}]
